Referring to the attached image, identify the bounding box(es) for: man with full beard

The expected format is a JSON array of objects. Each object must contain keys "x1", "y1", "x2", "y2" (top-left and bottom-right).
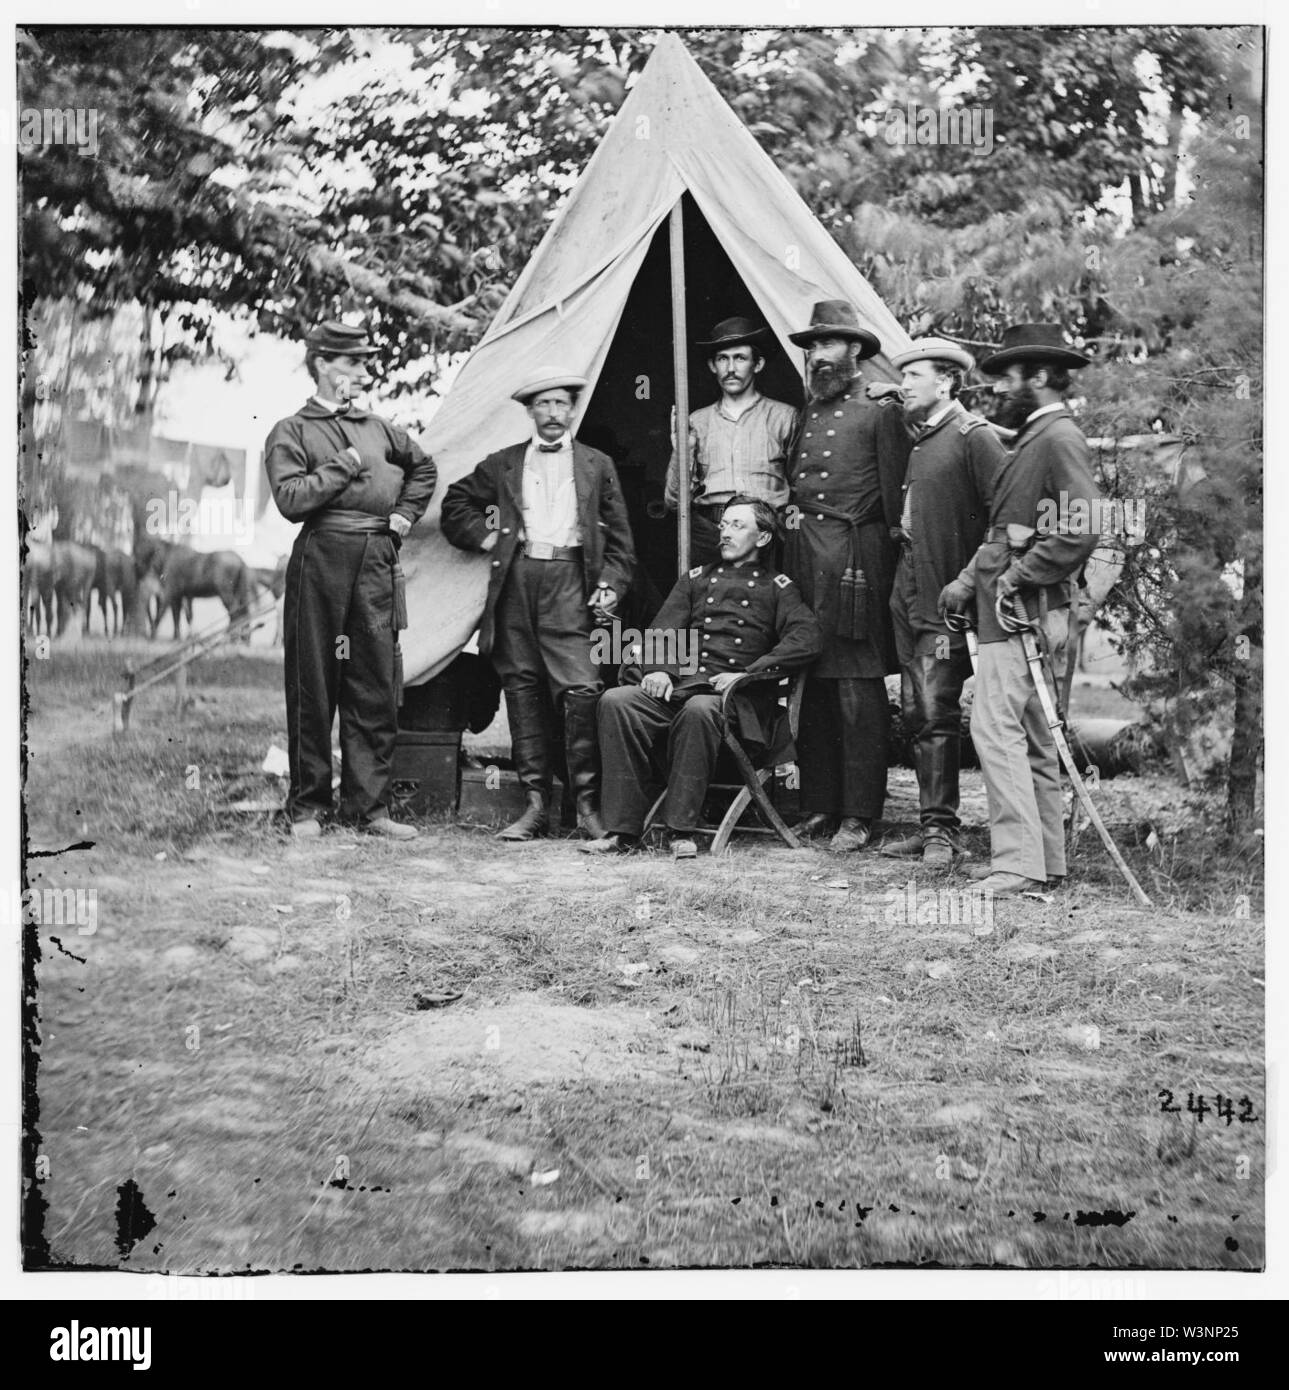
[
  {"x1": 879, "y1": 338, "x2": 1007, "y2": 869},
  {"x1": 783, "y1": 301, "x2": 911, "y2": 853},
  {"x1": 939, "y1": 324, "x2": 1101, "y2": 896}
]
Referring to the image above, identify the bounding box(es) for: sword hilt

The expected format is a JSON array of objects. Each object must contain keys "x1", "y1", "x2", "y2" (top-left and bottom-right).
[{"x1": 996, "y1": 590, "x2": 1037, "y2": 634}]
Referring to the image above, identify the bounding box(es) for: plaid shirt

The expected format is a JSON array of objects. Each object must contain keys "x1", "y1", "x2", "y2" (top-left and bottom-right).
[{"x1": 665, "y1": 395, "x2": 797, "y2": 510}]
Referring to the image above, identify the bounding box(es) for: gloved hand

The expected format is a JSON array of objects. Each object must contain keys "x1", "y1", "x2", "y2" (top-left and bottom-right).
[
  {"x1": 996, "y1": 566, "x2": 1022, "y2": 601},
  {"x1": 938, "y1": 578, "x2": 974, "y2": 619}
]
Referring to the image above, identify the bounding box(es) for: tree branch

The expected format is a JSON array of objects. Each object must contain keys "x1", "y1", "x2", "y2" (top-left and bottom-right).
[{"x1": 304, "y1": 245, "x2": 478, "y2": 333}]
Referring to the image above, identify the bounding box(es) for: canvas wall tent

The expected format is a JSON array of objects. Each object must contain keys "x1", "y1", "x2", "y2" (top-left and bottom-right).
[{"x1": 401, "y1": 31, "x2": 912, "y2": 686}]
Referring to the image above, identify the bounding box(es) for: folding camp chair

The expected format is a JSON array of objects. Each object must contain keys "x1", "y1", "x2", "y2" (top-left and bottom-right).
[{"x1": 640, "y1": 668, "x2": 806, "y2": 855}]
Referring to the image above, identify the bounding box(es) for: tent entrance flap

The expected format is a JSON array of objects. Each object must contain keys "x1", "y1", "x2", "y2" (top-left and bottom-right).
[{"x1": 578, "y1": 192, "x2": 805, "y2": 600}]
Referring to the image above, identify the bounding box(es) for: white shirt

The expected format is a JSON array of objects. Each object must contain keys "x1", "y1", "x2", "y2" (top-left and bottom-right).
[
  {"x1": 522, "y1": 432, "x2": 581, "y2": 547},
  {"x1": 1025, "y1": 402, "x2": 1066, "y2": 425}
]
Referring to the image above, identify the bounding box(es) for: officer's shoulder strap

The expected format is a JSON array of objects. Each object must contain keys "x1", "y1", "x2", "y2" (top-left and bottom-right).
[
  {"x1": 959, "y1": 413, "x2": 989, "y2": 435},
  {"x1": 773, "y1": 573, "x2": 793, "y2": 589},
  {"x1": 688, "y1": 565, "x2": 705, "y2": 580}
]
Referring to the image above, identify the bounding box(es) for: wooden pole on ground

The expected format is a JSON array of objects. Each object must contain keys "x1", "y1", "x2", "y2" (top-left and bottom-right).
[
  {"x1": 669, "y1": 200, "x2": 691, "y2": 575},
  {"x1": 113, "y1": 669, "x2": 135, "y2": 734}
]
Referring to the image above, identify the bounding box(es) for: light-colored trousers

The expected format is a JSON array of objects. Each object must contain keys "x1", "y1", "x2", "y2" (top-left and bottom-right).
[{"x1": 972, "y1": 636, "x2": 1065, "y2": 881}]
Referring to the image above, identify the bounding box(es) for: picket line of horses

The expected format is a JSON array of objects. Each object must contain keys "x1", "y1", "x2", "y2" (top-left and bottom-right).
[{"x1": 24, "y1": 537, "x2": 286, "y2": 644}]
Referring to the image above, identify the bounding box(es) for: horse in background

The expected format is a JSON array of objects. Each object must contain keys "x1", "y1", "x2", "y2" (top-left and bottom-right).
[
  {"x1": 25, "y1": 541, "x2": 55, "y2": 636},
  {"x1": 51, "y1": 540, "x2": 98, "y2": 637},
  {"x1": 139, "y1": 540, "x2": 254, "y2": 641},
  {"x1": 136, "y1": 570, "x2": 165, "y2": 639},
  {"x1": 88, "y1": 546, "x2": 138, "y2": 638}
]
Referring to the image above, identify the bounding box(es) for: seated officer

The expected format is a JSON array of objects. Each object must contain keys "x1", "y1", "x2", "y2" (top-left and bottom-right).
[{"x1": 582, "y1": 497, "x2": 822, "y2": 859}]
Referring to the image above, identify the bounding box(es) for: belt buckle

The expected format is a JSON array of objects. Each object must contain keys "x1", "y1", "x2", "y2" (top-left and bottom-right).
[{"x1": 527, "y1": 541, "x2": 555, "y2": 560}]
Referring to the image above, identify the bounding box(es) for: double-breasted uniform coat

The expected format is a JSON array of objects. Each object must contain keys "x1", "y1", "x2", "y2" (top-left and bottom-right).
[
  {"x1": 598, "y1": 557, "x2": 822, "y2": 836},
  {"x1": 783, "y1": 386, "x2": 911, "y2": 821}
]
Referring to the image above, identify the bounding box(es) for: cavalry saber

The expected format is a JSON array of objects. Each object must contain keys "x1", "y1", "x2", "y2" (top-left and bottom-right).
[
  {"x1": 944, "y1": 609, "x2": 978, "y2": 675},
  {"x1": 994, "y1": 594, "x2": 1153, "y2": 908}
]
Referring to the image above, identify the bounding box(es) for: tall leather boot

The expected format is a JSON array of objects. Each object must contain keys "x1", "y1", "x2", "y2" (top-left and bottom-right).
[
  {"x1": 563, "y1": 691, "x2": 607, "y2": 840},
  {"x1": 920, "y1": 734, "x2": 962, "y2": 867},
  {"x1": 498, "y1": 687, "x2": 551, "y2": 841}
]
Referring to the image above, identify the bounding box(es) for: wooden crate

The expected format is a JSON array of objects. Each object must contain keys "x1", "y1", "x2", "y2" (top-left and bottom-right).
[{"x1": 390, "y1": 731, "x2": 461, "y2": 816}]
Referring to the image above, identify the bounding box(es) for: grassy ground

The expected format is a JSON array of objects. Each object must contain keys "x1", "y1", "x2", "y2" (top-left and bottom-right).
[{"x1": 22, "y1": 641, "x2": 1265, "y2": 1272}]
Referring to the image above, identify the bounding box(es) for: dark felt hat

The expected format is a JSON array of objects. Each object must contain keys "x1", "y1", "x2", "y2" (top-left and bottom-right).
[
  {"x1": 695, "y1": 316, "x2": 770, "y2": 351},
  {"x1": 979, "y1": 323, "x2": 1092, "y2": 375},
  {"x1": 787, "y1": 300, "x2": 881, "y2": 358},
  {"x1": 304, "y1": 320, "x2": 377, "y2": 357}
]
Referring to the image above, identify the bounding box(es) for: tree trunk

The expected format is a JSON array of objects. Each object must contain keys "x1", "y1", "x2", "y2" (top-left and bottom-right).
[
  {"x1": 1161, "y1": 107, "x2": 1185, "y2": 210},
  {"x1": 135, "y1": 306, "x2": 155, "y2": 417},
  {"x1": 1227, "y1": 551, "x2": 1262, "y2": 826}
]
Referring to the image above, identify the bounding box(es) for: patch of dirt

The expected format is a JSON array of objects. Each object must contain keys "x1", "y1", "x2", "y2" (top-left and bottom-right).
[{"x1": 367, "y1": 995, "x2": 664, "y2": 1092}]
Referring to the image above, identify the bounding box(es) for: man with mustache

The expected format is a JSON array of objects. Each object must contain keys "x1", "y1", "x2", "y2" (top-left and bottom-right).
[
  {"x1": 939, "y1": 324, "x2": 1101, "y2": 896},
  {"x1": 265, "y1": 320, "x2": 437, "y2": 841},
  {"x1": 441, "y1": 366, "x2": 635, "y2": 843},
  {"x1": 665, "y1": 317, "x2": 798, "y2": 568},
  {"x1": 879, "y1": 338, "x2": 1007, "y2": 869},
  {"x1": 782, "y1": 300, "x2": 911, "y2": 853},
  {"x1": 582, "y1": 496, "x2": 820, "y2": 859}
]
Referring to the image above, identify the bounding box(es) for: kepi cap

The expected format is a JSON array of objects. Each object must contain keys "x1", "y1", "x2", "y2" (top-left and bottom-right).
[{"x1": 304, "y1": 320, "x2": 376, "y2": 357}]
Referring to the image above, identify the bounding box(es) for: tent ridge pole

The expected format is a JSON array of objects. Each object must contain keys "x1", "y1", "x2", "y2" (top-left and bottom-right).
[{"x1": 670, "y1": 199, "x2": 691, "y2": 575}]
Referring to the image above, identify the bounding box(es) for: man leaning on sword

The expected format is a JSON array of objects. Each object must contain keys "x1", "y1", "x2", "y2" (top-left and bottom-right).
[{"x1": 938, "y1": 323, "x2": 1103, "y2": 897}]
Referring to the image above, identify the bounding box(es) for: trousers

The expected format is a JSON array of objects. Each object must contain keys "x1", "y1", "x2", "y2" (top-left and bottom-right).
[
  {"x1": 972, "y1": 636, "x2": 1066, "y2": 880},
  {"x1": 284, "y1": 528, "x2": 398, "y2": 824},
  {"x1": 598, "y1": 687, "x2": 725, "y2": 834},
  {"x1": 491, "y1": 554, "x2": 601, "y2": 700},
  {"x1": 796, "y1": 676, "x2": 890, "y2": 820},
  {"x1": 890, "y1": 551, "x2": 974, "y2": 835}
]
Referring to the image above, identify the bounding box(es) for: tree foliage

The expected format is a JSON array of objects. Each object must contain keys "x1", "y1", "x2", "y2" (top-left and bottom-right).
[{"x1": 21, "y1": 25, "x2": 1232, "y2": 375}]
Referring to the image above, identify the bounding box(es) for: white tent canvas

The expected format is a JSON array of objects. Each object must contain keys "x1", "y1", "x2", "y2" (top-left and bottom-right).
[{"x1": 402, "y1": 32, "x2": 912, "y2": 685}]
